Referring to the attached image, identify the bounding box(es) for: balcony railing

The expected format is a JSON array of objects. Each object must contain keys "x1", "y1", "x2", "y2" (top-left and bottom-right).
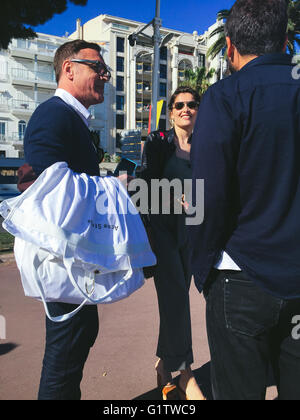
[
  {"x1": 136, "y1": 104, "x2": 151, "y2": 113},
  {"x1": 0, "y1": 133, "x2": 25, "y2": 144},
  {"x1": 136, "y1": 121, "x2": 149, "y2": 130},
  {"x1": 0, "y1": 98, "x2": 10, "y2": 111},
  {"x1": 11, "y1": 99, "x2": 39, "y2": 113},
  {"x1": 11, "y1": 68, "x2": 56, "y2": 85}
]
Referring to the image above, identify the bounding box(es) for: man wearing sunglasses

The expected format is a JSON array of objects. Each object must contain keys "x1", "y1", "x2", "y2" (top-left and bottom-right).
[
  {"x1": 23, "y1": 40, "x2": 110, "y2": 400},
  {"x1": 190, "y1": 0, "x2": 300, "y2": 400}
]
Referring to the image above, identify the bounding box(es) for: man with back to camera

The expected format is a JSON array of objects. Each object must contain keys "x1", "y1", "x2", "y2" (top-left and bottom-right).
[
  {"x1": 24, "y1": 39, "x2": 110, "y2": 399},
  {"x1": 190, "y1": 0, "x2": 300, "y2": 400}
]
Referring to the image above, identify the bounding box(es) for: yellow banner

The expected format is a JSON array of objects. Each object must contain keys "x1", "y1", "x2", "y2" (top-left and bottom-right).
[{"x1": 156, "y1": 100, "x2": 164, "y2": 129}]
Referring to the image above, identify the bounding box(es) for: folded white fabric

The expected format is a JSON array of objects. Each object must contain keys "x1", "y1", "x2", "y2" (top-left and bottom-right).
[{"x1": 0, "y1": 162, "x2": 156, "y2": 322}]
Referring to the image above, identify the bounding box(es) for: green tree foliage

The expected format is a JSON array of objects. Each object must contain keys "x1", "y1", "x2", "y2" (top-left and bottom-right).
[
  {"x1": 179, "y1": 67, "x2": 215, "y2": 96},
  {"x1": 207, "y1": 1, "x2": 300, "y2": 59},
  {"x1": 0, "y1": 0, "x2": 88, "y2": 49},
  {"x1": 206, "y1": 9, "x2": 230, "y2": 60},
  {"x1": 287, "y1": 0, "x2": 300, "y2": 54}
]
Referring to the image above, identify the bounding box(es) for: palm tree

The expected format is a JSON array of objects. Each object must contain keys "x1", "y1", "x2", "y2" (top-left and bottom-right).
[
  {"x1": 287, "y1": 0, "x2": 300, "y2": 54},
  {"x1": 206, "y1": 9, "x2": 230, "y2": 61},
  {"x1": 207, "y1": 1, "x2": 300, "y2": 59},
  {"x1": 179, "y1": 67, "x2": 215, "y2": 95}
]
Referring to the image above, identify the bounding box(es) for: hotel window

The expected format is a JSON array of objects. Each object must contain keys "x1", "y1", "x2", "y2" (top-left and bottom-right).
[
  {"x1": 0, "y1": 121, "x2": 6, "y2": 141},
  {"x1": 159, "y1": 83, "x2": 167, "y2": 97},
  {"x1": 18, "y1": 120, "x2": 26, "y2": 140},
  {"x1": 116, "y1": 114, "x2": 125, "y2": 129},
  {"x1": 117, "y1": 76, "x2": 124, "y2": 92},
  {"x1": 199, "y1": 53, "x2": 205, "y2": 68},
  {"x1": 117, "y1": 37, "x2": 125, "y2": 53},
  {"x1": 160, "y1": 64, "x2": 167, "y2": 79},
  {"x1": 160, "y1": 46, "x2": 167, "y2": 60},
  {"x1": 116, "y1": 95, "x2": 125, "y2": 111},
  {"x1": 117, "y1": 56, "x2": 124, "y2": 72}
]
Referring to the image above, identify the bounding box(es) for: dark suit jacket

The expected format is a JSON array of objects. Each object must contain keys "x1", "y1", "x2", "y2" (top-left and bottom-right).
[
  {"x1": 24, "y1": 96, "x2": 100, "y2": 177},
  {"x1": 190, "y1": 53, "x2": 300, "y2": 299}
]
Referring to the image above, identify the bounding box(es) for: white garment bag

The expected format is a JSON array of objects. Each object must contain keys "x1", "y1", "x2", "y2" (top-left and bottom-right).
[{"x1": 0, "y1": 162, "x2": 156, "y2": 322}]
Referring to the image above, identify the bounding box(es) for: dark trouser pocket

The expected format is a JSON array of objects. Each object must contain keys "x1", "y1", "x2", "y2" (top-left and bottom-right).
[{"x1": 224, "y1": 275, "x2": 282, "y2": 337}]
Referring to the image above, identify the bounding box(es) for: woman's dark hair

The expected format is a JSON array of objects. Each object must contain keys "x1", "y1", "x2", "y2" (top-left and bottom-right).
[
  {"x1": 54, "y1": 39, "x2": 102, "y2": 83},
  {"x1": 168, "y1": 86, "x2": 201, "y2": 111},
  {"x1": 225, "y1": 0, "x2": 288, "y2": 56}
]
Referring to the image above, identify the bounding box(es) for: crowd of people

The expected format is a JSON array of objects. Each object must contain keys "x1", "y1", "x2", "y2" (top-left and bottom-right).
[{"x1": 17, "y1": 0, "x2": 300, "y2": 400}]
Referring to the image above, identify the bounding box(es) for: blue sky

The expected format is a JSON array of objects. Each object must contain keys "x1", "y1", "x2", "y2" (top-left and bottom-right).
[{"x1": 33, "y1": 0, "x2": 235, "y2": 37}]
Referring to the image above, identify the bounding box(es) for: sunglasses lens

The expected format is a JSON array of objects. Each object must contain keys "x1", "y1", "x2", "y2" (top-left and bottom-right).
[
  {"x1": 187, "y1": 101, "x2": 197, "y2": 109},
  {"x1": 98, "y1": 64, "x2": 110, "y2": 79},
  {"x1": 174, "y1": 102, "x2": 184, "y2": 110},
  {"x1": 174, "y1": 101, "x2": 198, "y2": 110}
]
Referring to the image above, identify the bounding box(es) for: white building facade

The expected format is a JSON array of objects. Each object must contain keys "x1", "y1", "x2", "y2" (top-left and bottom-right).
[
  {"x1": 0, "y1": 15, "x2": 222, "y2": 159},
  {"x1": 0, "y1": 33, "x2": 65, "y2": 158},
  {"x1": 0, "y1": 32, "x2": 109, "y2": 158},
  {"x1": 69, "y1": 15, "x2": 221, "y2": 154}
]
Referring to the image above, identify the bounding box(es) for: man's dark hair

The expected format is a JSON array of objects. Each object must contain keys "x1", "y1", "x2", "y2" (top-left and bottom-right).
[
  {"x1": 225, "y1": 0, "x2": 288, "y2": 56},
  {"x1": 53, "y1": 39, "x2": 102, "y2": 83},
  {"x1": 168, "y1": 86, "x2": 201, "y2": 110}
]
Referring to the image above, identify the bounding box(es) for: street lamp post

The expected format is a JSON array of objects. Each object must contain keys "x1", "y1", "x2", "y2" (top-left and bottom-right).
[
  {"x1": 128, "y1": 0, "x2": 162, "y2": 133},
  {"x1": 151, "y1": 0, "x2": 162, "y2": 131}
]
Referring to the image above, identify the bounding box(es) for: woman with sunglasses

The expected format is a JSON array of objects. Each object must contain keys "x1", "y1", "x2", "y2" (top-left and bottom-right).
[{"x1": 140, "y1": 86, "x2": 206, "y2": 401}]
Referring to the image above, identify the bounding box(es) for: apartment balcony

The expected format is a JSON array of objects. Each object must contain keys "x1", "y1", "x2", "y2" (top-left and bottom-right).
[
  {"x1": 11, "y1": 68, "x2": 35, "y2": 87},
  {"x1": 0, "y1": 99, "x2": 10, "y2": 112},
  {"x1": 136, "y1": 121, "x2": 149, "y2": 131},
  {"x1": 9, "y1": 44, "x2": 35, "y2": 60},
  {"x1": 136, "y1": 87, "x2": 152, "y2": 97},
  {"x1": 36, "y1": 70, "x2": 56, "y2": 89},
  {"x1": 136, "y1": 103, "x2": 151, "y2": 116},
  {"x1": 9, "y1": 42, "x2": 57, "y2": 62},
  {"x1": 136, "y1": 72, "x2": 152, "y2": 82},
  {"x1": 11, "y1": 68, "x2": 56, "y2": 89},
  {"x1": 0, "y1": 72, "x2": 9, "y2": 83},
  {"x1": 0, "y1": 133, "x2": 23, "y2": 146},
  {"x1": 11, "y1": 99, "x2": 39, "y2": 116},
  {"x1": 36, "y1": 46, "x2": 58, "y2": 62}
]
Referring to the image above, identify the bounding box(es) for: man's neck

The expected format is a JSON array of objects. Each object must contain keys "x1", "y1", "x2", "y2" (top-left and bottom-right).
[{"x1": 233, "y1": 54, "x2": 258, "y2": 71}]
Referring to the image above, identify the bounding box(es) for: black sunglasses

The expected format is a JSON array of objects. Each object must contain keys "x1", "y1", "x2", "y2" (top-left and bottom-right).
[
  {"x1": 70, "y1": 59, "x2": 111, "y2": 80},
  {"x1": 173, "y1": 101, "x2": 199, "y2": 110}
]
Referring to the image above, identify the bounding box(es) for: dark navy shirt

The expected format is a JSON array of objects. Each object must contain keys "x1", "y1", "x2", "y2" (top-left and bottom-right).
[{"x1": 190, "y1": 53, "x2": 300, "y2": 299}]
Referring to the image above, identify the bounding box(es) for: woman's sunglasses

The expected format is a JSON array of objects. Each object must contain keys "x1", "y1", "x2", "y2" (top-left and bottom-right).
[{"x1": 173, "y1": 101, "x2": 199, "y2": 110}]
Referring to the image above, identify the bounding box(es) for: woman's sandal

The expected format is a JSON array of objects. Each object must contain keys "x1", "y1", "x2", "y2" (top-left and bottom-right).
[{"x1": 162, "y1": 384, "x2": 179, "y2": 400}]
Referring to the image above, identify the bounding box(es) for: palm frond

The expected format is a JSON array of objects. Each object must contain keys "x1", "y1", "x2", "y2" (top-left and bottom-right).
[{"x1": 206, "y1": 35, "x2": 226, "y2": 60}]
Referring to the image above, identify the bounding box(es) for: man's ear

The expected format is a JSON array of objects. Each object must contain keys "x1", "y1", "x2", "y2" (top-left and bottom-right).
[
  {"x1": 226, "y1": 36, "x2": 235, "y2": 61},
  {"x1": 62, "y1": 60, "x2": 74, "y2": 81}
]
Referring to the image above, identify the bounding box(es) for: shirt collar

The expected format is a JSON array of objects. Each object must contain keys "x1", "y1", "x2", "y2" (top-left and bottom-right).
[
  {"x1": 54, "y1": 88, "x2": 92, "y2": 127},
  {"x1": 239, "y1": 53, "x2": 293, "y2": 73}
]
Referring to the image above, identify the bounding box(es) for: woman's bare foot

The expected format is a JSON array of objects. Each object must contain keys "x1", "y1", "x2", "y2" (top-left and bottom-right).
[{"x1": 178, "y1": 367, "x2": 206, "y2": 400}]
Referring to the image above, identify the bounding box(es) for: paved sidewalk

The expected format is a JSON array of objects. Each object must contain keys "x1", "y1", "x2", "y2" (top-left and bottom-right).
[{"x1": 0, "y1": 255, "x2": 277, "y2": 400}]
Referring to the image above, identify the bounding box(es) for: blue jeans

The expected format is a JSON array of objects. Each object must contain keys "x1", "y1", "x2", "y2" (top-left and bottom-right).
[
  {"x1": 38, "y1": 303, "x2": 99, "y2": 400},
  {"x1": 204, "y1": 269, "x2": 300, "y2": 400}
]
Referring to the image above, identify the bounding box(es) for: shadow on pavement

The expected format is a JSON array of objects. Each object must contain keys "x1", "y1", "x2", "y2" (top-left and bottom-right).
[
  {"x1": 133, "y1": 362, "x2": 212, "y2": 401},
  {"x1": 0, "y1": 342, "x2": 19, "y2": 356}
]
